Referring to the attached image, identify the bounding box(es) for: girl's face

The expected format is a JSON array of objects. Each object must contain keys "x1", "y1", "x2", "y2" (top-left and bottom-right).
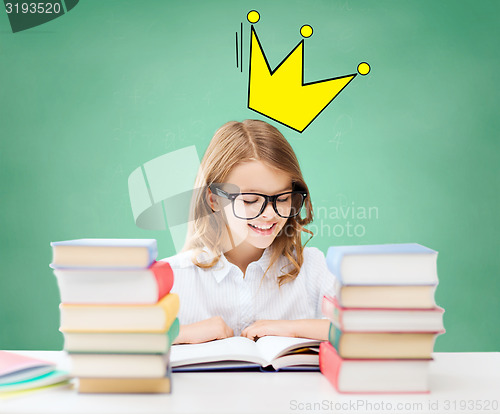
[{"x1": 216, "y1": 160, "x2": 291, "y2": 252}]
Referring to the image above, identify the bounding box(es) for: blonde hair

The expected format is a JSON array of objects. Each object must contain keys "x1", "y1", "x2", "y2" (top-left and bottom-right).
[{"x1": 184, "y1": 120, "x2": 313, "y2": 285}]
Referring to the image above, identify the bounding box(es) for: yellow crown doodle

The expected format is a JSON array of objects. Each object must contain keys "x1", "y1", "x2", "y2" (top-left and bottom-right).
[{"x1": 243, "y1": 10, "x2": 370, "y2": 133}]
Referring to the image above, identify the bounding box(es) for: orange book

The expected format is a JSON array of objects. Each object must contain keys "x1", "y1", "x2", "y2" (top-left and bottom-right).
[{"x1": 78, "y1": 376, "x2": 171, "y2": 394}]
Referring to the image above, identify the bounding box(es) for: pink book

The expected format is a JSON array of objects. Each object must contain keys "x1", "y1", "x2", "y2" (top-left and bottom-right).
[
  {"x1": 319, "y1": 342, "x2": 431, "y2": 394},
  {"x1": 322, "y1": 295, "x2": 444, "y2": 333},
  {"x1": 0, "y1": 352, "x2": 55, "y2": 385}
]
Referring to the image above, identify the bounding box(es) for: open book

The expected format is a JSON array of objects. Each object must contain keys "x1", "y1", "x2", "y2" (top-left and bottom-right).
[{"x1": 170, "y1": 336, "x2": 321, "y2": 371}]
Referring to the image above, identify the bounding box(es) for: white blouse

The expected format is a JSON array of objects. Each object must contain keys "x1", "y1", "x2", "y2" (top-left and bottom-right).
[{"x1": 161, "y1": 247, "x2": 336, "y2": 336}]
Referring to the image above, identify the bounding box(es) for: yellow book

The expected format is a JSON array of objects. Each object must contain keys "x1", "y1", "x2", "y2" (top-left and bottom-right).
[
  {"x1": 60, "y1": 293, "x2": 179, "y2": 333},
  {"x1": 338, "y1": 285, "x2": 437, "y2": 309},
  {"x1": 78, "y1": 376, "x2": 171, "y2": 394}
]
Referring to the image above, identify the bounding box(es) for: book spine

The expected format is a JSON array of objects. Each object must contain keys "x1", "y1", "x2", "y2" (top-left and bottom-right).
[
  {"x1": 334, "y1": 298, "x2": 344, "y2": 331},
  {"x1": 328, "y1": 323, "x2": 342, "y2": 353},
  {"x1": 157, "y1": 294, "x2": 180, "y2": 331},
  {"x1": 151, "y1": 262, "x2": 174, "y2": 301},
  {"x1": 167, "y1": 318, "x2": 180, "y2": 348},
  {"x1": 78, "y1": 376, "x2": 171, "y2": 394},
  {"x1": 321, "y1": 296, "x2": 344, "y2": 331},
  {"x1": 319, "y1": 342, "x2": 342, "y2": 392},
  {"x1": 326, "y1": 247, "x2": 344, "y2": 283},
  {"x1": 147, "y1": 243, "x2": 158, "y2": 267}
]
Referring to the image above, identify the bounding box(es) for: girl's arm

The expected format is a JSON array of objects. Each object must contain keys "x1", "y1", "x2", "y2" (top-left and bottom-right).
[
  {"x1": 173, "y1": 316, "x2": 234, "y2": 344},
  {"x1": 241, "y1": 319, "x2": 330, "y2": 341}
]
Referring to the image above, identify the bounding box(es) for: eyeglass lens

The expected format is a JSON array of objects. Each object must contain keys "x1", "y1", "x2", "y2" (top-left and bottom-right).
[{"x1": 233, "y1": 193, "x2": 304, "y2": 219}]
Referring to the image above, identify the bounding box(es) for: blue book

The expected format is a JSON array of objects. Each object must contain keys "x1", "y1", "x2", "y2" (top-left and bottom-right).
[
  {"x1": 50, "y1": 239, "x2": 157, "y2": 269},
  {"x1": 326, "y1": 243, "x2": 438, "y2": 286}
]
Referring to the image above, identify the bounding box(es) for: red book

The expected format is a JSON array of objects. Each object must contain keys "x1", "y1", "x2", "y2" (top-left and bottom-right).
[
  {"x1": 319, "y1": 342, "x2": 431, "y2": 393},
  {"x1": 54, "y1": 261, "x2": 174, "y2": 304},
  {"x1": 322, "y1": 296, "x2": 444, "y2": 333}
]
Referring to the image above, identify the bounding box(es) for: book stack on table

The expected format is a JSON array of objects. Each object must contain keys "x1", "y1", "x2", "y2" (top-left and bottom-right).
[
  {"x1": 50, "y1": 238, "x2": 179, "y2": 393},
  {"x1": 0, "y1": 352, "x2": 71, "y2": 398},
  {"x1": 320, "y1": 243, "x2": 445, "y2": 393}
]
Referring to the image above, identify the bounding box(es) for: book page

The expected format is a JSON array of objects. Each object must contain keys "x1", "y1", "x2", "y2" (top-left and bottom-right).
[
  {"x1": 254, "y1": 336, "x2": 321, "y2": 365},
  {"x1": 271, "y1": 354, "x2": 319, "y2": 371},
  {"x1": 170, "y1": 337, "x2": 266, "y2": 367}
]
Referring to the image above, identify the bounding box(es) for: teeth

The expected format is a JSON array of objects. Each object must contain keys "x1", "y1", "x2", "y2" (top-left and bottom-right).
[{"x1": 250, "y1": 223, "x2": 274, "y2": 230}]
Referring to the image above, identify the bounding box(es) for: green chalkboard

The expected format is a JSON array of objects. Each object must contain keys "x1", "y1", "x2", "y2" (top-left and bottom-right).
[{"x1": 0, "y1": 0, "x2": 498, "y2": 352}]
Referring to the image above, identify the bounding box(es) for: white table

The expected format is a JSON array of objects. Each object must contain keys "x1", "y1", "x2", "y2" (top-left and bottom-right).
[{"x1": 1, "y1": 351, "x2": 499, "y2": 414}]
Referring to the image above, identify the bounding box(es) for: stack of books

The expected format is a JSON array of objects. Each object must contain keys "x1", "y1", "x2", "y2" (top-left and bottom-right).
[
  {"x1": 319, "y1": 243, "x2": 445, "y2": 393},
  {"x1": 0, "y1": 352, "x2": 70, "y2": 398},
  {"x1": 50, "y1": 238, "x2": 180, "y2": 393}
]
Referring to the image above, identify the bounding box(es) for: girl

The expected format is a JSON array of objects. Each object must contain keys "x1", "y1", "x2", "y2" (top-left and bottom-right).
[{"x1": 164, "y1": 119, "x2": 335, "y2": 344}]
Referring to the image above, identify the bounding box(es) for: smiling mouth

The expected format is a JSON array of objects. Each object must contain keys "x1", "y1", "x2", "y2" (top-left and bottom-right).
[{"x1": 248, "y1": 223, "x2": 276, "y2": 234}]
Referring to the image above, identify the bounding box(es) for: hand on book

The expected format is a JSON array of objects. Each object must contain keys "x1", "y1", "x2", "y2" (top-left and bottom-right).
[
  {"x1": 241, "y1": 320, "x2": 296, "y2": 341},
  {"x1": 241, "y1": 319, "x2": 330, "y2": 341},
  {"x1": 174, "y1": 317, "x2": 234, "y2": 344}
]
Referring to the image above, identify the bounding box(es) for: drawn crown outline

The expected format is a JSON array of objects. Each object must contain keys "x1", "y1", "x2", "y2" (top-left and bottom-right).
[{"x1": 247, "y1": 18, "x2": 368, "y2": 133}]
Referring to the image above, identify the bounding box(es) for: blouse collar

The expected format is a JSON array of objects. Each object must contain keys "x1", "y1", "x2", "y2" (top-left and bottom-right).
[{"x1": 211, "y1": 247, "x2": 274, "y2": 284}]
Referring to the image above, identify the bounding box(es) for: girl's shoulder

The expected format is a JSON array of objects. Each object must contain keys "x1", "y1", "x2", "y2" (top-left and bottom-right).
[
  {"x1": 302, "y1": 246, "x2": 327, "y2": 262},
  {"x1": 160, "y1": 250, "x2": 197, "y2": 270},
  {"x1": 161, "y1": 249, "x2": 221, "y2": 272},
  {"x1": 299, "y1": 246, "x2": 332, "y2": 277}
]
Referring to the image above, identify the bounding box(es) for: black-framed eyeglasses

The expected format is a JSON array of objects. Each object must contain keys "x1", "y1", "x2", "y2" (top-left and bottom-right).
[{"x1": 210, "y1": 185, "x2": 308, "y2": 220}]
